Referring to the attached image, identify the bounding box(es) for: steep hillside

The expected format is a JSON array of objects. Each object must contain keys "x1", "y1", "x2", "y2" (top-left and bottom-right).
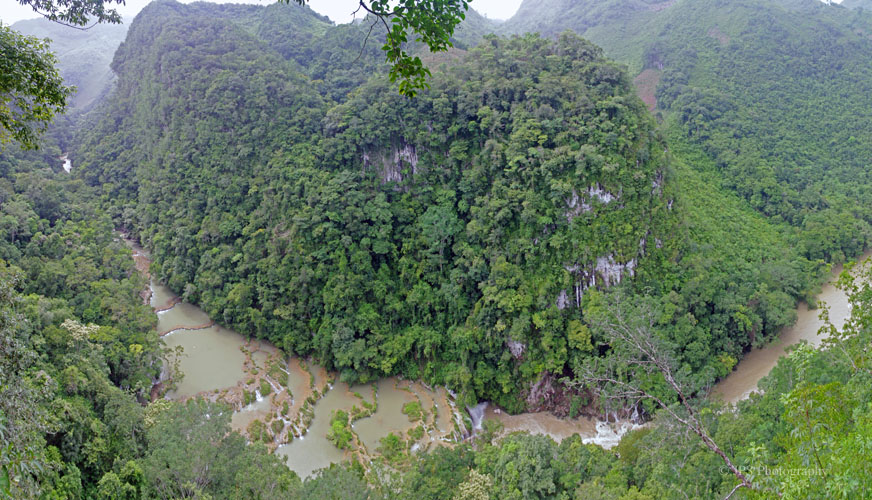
[
  {"x1": 73, "y1": 0, "x2": 822, "y2": 414},
  {"x1": 77, "y1": 1, "x2": 676, "y2": 409},
  {"x1": 502, "y1": 0, "x2": 872, "y2": 263}
]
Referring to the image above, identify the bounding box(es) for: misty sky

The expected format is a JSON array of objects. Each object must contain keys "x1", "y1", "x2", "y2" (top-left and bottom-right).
[{"x1": 1, "y1": 0, "x2": 523, "y2": 26}]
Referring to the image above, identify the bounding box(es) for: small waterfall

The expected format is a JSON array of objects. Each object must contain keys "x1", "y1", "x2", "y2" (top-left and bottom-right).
[
  {"x1": 264, "y1": 377, "x2": 282, "y2": 394},
  {"x1": 466, "y1": 402, "x2": 488, "y2": 432},
  {"x1": 582, "y1": 420, "x2": 641, "y2": 449},
  {"x1": 630, "y1": 404, "x2": 642, "y2": 424}
]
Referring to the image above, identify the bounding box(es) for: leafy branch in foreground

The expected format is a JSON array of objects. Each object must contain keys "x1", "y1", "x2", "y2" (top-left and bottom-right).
[
  {"x1": 14, "y1": 0, "x2": 125, "y2": 28},
  {"x1": 2, "y1": 0, "x2": 127, "y2": 149},
  {"x1": 0, "y1": 24, "x2": 72, "y2": 150},
  {"x1": 287, "y1": 0, "x2": 469, "y2": 96},
  {"x1": 568, "y1": 292, "x2": 755, "y2": 499}
]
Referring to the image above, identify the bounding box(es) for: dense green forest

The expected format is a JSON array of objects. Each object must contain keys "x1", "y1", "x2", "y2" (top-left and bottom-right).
[
  {"x1": 75, "y1": 0, "x2": 815, "y2": 413},
  {"x1": 77, "y1": 1, "x2": 672, "y2": 410},
  {"x1": 499, "y1": 0, "x2": 872, "y2": 262},
  {"x1": 3, "y1": 0, "x2": 872, "y2": 497}
]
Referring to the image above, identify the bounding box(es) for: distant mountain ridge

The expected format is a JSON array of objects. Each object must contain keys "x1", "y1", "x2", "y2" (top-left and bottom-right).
[
  {"x1": 841, "y1": 0, "x2": 872, "y2": 8},
  {"x1": 496, "y1": 0, "x2": 872, "y2": 262},
  {"x1": 12, "y1": 18, "x2": 128, "y2": 112}
]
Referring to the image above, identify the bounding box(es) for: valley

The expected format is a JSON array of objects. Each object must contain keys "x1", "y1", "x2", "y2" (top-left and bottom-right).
[{"x1": 3, "y1": 0, "x2": 872, "y2": 498}]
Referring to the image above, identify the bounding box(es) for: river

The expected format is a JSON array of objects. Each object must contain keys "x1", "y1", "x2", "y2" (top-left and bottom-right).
[
  {"x1": 129, "y1": 239, "x2": 868, "y2": 477},
  {"x1": 711, "y1": 249, "x2": 871, "y2": 403},
  {"x1": 129, "y1": 241, "x2": 467, "y2": 477}
]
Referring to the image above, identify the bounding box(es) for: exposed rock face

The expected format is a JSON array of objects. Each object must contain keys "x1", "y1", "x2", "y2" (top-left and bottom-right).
[
  {"x1": 507, "y1": 339, "x2": 527, "y2": 359},
  {"x1": 564, "y1": 183, "x2": 618, "y2": 222},
  {"x1": 524, "y1": 372, "x2": 582, "y2": 417},
  {"x1": 363, "y1": 142, "x2": 419, "y2": 184},
  {"x1": 651, "y1": 169, "x2": 664, "y2": 195},
  {"x1": 595, "y1": 255, "x2": 636, "y2": 287},
  {"x1": 557, "y1": 252, "x2": 640, "y2": 309}
]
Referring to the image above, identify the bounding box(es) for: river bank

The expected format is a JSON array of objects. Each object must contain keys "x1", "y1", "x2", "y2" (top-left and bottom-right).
[
  {"x1": 124, "y1": 237, "x2": 471, "y2": 477},
  {"x1": 711, "y1": 249, "x2": 872, "y2": 403},
  {"x1": 124, "y1": 235, "x2": 869, "y2": 477}
]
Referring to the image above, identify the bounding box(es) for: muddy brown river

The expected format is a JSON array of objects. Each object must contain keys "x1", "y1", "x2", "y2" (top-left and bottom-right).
[
  {"x1": 130, "y1": 239, "x2": 869, "y2": 477},
  {"x1": 711, "y1": 250, "x2": 870, "y2": 403}
]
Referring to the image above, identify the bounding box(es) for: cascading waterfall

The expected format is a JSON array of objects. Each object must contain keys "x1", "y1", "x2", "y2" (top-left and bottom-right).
[{"x1": 466, "y1": 402, "x2": 488, "y2": 433}]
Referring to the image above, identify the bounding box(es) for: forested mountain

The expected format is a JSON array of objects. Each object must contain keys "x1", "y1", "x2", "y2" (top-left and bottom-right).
[
  {"x1": 11, "y1": 19, "x2": 128, "y2": 112},
  {"x1": 77, "y1": 0, "x2": 681, "y2": 410},
  {"x1": 500, "y1": 0, "x2": 872, "y2": 262},
  {"x1": 841, "y1": 0, "x2": 872, "y2": 9},
  {"x1": 71, "y1": 0, "x2": 823, "y2": 416},
  {"x1": 5, "y1": 0, "x2": 872, "y2": 496}
]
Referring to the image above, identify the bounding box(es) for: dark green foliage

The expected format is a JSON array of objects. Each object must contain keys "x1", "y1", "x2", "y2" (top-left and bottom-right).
[
  {"x1": 8, "y1": 0, "x2": 872, "y2": 497},
  {"x1": 0, "y1": 93, "x2": 297, "y2": 499},
  {"x1": 302, "y1": 465, "x2": 370, "y2": 500},
  {"x1": 143, "y1": 399, "x2": 299, "y2": 498},
  {"x1": 402, "y1": 401, "x2": 423, "y2": 422},
  {"x1": 500, "y1": 0, "x2": 872, "y2": 264},
  {"x1": 0, "y1": 159, "x2": 159, "y2": 497},
  {"x1": 399, "y1": 445, "x2": 474, "y2": 500},
  {"x1": 78, "y1": 2, "x2": 673, "y2": 409}
]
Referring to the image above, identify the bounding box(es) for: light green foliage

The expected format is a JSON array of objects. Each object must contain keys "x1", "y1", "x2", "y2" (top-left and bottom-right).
[
  {"x1": 327, "y1": 410, "x2": 354, "y2": 450},
  {"x1": 452, "y1": 469, "x2": 491, "y2": 500},
  {"x1": 499, "y1": 0, "x2": 872, "y2": 264},
  {"x1": 378, "y1": 432, "x2": 406, "y2": 462},
  {"x1": 270, "y1": 418, "x2": 284, "y2": 436},
  {"x1": 259, "y1": 378, "x2": 272, "y2": 396},
  {"x1": 408, "y1": 425, "x2": 425, "y2": 442},
  {"x1": 247, "y1": 419, "x2": 270, "y2": 443},
  {"x1": 402, "y1": 401, "x2": 424, "y2": 422}
]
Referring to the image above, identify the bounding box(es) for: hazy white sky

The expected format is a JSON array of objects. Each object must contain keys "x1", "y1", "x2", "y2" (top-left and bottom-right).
[{"x1": 1, "y1": 0, "x2": 523, "y2": 26}]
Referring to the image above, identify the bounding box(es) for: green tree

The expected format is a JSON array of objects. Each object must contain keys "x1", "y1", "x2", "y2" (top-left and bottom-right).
[
  {"x1": 14, "y1": 0, "x2": 124, "y2": 26},
  {"x1": 0, "y1": 24, "x2": 72, "y2": 149},
  {"x1": 0, "y1": 267, "x2": 51, "y2": 499},
  {"x1": 141, "y1": 399, "x2": 298, "y2": 499},
  {"x1": 574, "y1": 292, "x2": 754, "y2": 495},
  {"x1": 452, "y1": 469, "x2": 491, "y2": 500},
  {"x1": 288, "y1": 0, "x2": 469, "y2": 96}
]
